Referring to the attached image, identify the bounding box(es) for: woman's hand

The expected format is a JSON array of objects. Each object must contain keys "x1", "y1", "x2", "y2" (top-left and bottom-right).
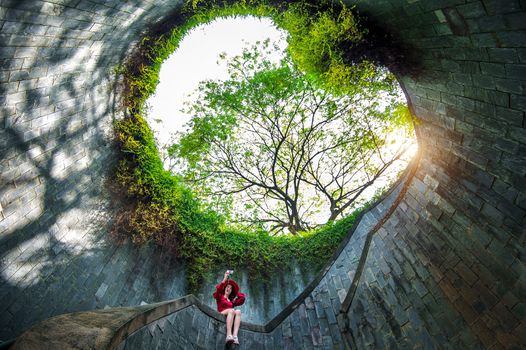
[{"x1": 223, "y1": 270, "x2": 230, "y2": 282}]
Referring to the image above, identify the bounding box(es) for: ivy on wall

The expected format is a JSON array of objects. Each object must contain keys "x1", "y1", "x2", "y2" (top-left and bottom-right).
[{"x1": 113, "y1": 0, "x2": 395, "y2": 291}]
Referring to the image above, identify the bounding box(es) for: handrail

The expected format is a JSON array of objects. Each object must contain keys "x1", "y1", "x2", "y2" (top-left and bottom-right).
[
  {"x1": 340, "y1": 153, "x2": 421, "y2": 314},
  {"x1": 9, "y1": 294, "x2": 273, "y2": 349},
  {"x1": 263, "y1": 153, "x2": 420, "y2": 333},
  {"x1": 11, "y1": 296, "x2": 195, "y2": 350}
]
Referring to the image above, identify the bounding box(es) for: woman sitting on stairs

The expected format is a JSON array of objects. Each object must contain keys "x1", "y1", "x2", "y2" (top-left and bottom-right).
[{"x1": 213, "y1": 270, "x2": 246, "y2": 345}]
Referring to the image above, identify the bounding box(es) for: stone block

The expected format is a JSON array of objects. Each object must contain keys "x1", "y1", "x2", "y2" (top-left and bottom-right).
[
  {"x1": 434, "y1": 23, "x2": 453, "y2": 36},
  {"x1": 510, "y1": 93, "x2": 526, "y2": 111},
  {"x1": 480, "y1": 203, "x2": 505, "y2": 226},
  {"x1": 424, "y1": 87, "x2": 442, "y2": 101},
  {"x1": 497, "y1": 199, "x2": 525, "y2": 226},
  {"x1": 458, "y1": 62, "x2": 480, "y2": 76},
  {"x1": 482, "y1": 0, "x2": 522, "y2": 15},
  {"x1": 313, "y1": 300, "x2": 325, "y2": 319},
  {"x1": 456, "y1": 2, "x2": 486, "y2": 19},
  {"x1": 439, "y1": 58, "x2": 460, "y2": 73},
  {"x1": 516, "y1": 47, "x2": 526, "y2": 62},
  {"x1": 492, "y1": 179, "x2": 519, "y2": 204},
  {"x1": 488, "y1": 48, "x2": 519, "y2": 63},
  {"x1": 472, "y1": 33, "x2": 499, "y2": 47},
  {"x1": 306, "y1": 307, "x2": 319, "y2": 330},
  {"x1": 505, "y1": 63, "x2": 526, "y2": 79},
  {"x1": 0, "y1": 46, "x2": 16, "y2": 59},
  {"x1": 479, "y1": 15, "x2": 509, "y2": 32},
  {"x1": 480, "y1": 62, "x2": 507, "y2": 77},
  {"x1": 508, "y1": 301, "x2": 526, "y2": 321},
  {"x1": 504, "y1": 11, "x2": 526, "y2": 29},
  {"x1": 446, "y1": 81, "x2": 465, "y2": 96},
  {"x1": 454, "y1": 261, "x2": 479, "y2": 287},
  {"x1": 505, "y1": 126, "x2": 526, "y2": 147},
  {"x1": 413, "y1": 278, "x2": 429, "y2": 298},
  {"x1": 296, "y1": 315, "x2": 309, "y2": 338},
  {"x1": 495, "y1": 78, "x2": 523, "y2": 94},
  {"x1": 496, "y1": 31, "x2": 526, "y2": 47},
  {"x1": 492, "y1": 302, "x2": 520, "y2": 331},
  {"x1": 304, "y1": 296, "x2": 314, "y2": 310},
  {"x1": 495, "y1": 106, "x2": 524, "y2": 126},
  {"x1": 1, "y1": 57, "x2": 24, "y2": 71},
  {"x1": 472, "y1": 74, "x2": 495, "y2": 89},
  {"x1": 94, "y1": 282, "x2": 108, "y2": 300},
  {"x1": 456, "y1": 95, "x2": 476, "y2": 112},
  {"x1": 309, "y1": 326, "x2": 322, "y2": 347},
  {"x1": 476, "y1": 96, "x2": 505, "y2": 114}
]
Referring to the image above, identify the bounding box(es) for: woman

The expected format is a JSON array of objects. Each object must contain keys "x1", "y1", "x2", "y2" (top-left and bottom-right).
[{"x1": 213, "y1": 270, "x2": 246, "y2": 345}]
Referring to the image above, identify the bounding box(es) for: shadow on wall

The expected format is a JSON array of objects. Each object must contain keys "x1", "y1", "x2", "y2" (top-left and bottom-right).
[
  {"x1": 0, "y1": 0, "x2": 188, "y2": 340},
  {"x1": 0, "y1": 233, "x2": 187, "y2": 340}
]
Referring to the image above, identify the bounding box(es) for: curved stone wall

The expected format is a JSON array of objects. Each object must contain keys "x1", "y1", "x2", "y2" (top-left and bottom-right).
[
  {"x1": 198, "y1": 265, "x2": 317, "y2": 324},
  {"x1": 1, "y1": 0, "x2": 525, "y2": 348},
  {"x1": 0, "y1": 0, "x2": 190, "y2": 340},
  {"x1": 342, "y1": 1, "x2": 525, "y2": 348},
  {"x1": 10, "y1": 169, "x2": 420, "y2": 350}
]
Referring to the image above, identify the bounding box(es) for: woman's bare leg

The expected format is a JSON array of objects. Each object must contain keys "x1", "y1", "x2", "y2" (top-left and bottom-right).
[
  {"x1": 233, "y1": 310, "x2": 241, "y2": 337},
  {"x1": 221, "y1": 309, "x2": 235, "y2": 336}
]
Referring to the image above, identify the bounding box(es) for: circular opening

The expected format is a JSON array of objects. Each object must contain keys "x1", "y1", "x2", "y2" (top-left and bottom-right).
[
  {"x1": 146, "y1": 17, "x2": 416, "y2": 235},
  {"x1": 114, "y1": 1, "x2": 417, "y2": 290}
]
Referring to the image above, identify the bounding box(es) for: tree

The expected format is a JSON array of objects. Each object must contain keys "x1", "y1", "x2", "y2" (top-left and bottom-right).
[{"x1": 170, "y1": 42, "x2": 414, "y2": 234}]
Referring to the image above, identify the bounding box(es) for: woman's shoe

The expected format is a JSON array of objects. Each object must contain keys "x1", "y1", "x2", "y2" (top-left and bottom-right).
[
  {"x1": 233, "y1": 336, "x2": 239, "y2": 345},
  {"x1": 226, "y1": 335, "x2": 234, "y2": 344}
]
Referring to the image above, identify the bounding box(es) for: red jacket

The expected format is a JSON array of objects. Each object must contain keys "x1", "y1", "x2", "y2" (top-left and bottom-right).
[{"x1": 213, "y1": 281, "x2": 246, "y2": 312}]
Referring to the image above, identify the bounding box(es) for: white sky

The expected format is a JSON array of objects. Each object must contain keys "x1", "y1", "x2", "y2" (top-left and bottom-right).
[{"x1": 145, "y1": 16, "x2": 287, "y2": 147}]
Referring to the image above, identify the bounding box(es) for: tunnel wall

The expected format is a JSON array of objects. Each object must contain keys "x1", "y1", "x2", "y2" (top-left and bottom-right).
[
  {"x1": 0, "y1": 0, "x2": 193, "y2": 340},
  {"x1": 0, "y1": 0, "x2": 525, "y2": 348},
  {"x1": 342, "y1": 0, "x2": 525, "y2": 348},
  {"x1": 13, "y1": 172, "x2": 415, "y2": 350}
]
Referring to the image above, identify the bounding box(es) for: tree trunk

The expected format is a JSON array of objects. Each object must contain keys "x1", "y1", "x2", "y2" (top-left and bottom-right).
[{"x1": 288, "y1": 203, "x2": 304, "y2": 234}]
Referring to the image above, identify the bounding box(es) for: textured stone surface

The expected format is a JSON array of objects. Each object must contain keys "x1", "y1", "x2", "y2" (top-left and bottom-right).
[
  {"x1": 1, "y1": 0, "x2": 525, "y2": 348},
  {"x1": 340, "y1": 0, "x2": 526, "y2": 348},
  {"x1": 0, "y1": 0, "x2": 190, "y2": 341},
  {"x1": 0, "y1": 0, "x2": 340, "y2": 338},
  {"x1": 11, "y1": 296, "x2": 198, "y2": 350}
]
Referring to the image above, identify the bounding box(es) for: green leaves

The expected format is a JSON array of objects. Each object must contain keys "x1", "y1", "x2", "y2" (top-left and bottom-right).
[
  {"x1": 276, "y1": 1, "x2": 370, "y2": 95},
  {"x1": 169, "y1": 37, "x2": 413, "y2": 235}
]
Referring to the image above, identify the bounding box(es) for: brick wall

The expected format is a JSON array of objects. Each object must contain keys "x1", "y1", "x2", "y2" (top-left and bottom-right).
[
  {"x1": 0, "y1": 0, "x2": 190, "y2": 340},
  {"x1": 343, "y1": 0, "x2": 525, "y2": 348}
]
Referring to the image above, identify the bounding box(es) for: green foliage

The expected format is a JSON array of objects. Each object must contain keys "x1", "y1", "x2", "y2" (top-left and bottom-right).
[
  {"x1": 113, "y1": 0, "x2": 409, "y2": 291},
  {"x1": 277, "y1": 2, "x2": 361, "y2": 73},
  {"x1": 274, "y1": 1, "x2": 391, "y2": 95},
  {"x1": 114, "y1": 113, "x2": 365, "y2": 291},
  {"x1": 123, "y1": 1, "x2": 278, "y2": 112}
]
